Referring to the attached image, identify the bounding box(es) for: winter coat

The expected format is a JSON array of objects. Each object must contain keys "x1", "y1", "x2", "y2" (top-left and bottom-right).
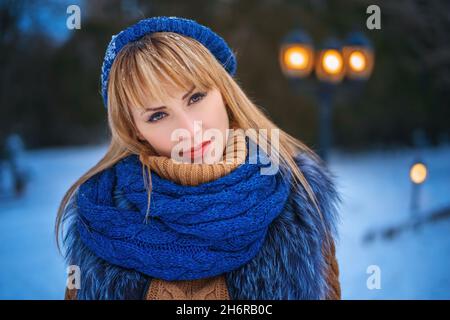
[{"x1": 63, "y1": 152, "x2": 341, "y2": 300}]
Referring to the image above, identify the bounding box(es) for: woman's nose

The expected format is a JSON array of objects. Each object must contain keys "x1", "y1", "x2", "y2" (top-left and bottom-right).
[{"x1": 176, "y1": 112, "x2": 203, "y2": 140}]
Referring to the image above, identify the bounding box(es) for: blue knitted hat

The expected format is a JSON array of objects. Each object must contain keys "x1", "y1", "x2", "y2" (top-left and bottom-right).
[{"x1": 100, "y1": 16, "x2": 237, "y2": 108}]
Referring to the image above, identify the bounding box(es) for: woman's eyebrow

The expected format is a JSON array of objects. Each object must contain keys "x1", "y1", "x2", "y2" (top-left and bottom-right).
[
  {"x1": 182, "y1": 85, "x2": 196, "y2": 100},
  {"x1": 140, "y1": 85, "x2": 196, "y2": 116}
]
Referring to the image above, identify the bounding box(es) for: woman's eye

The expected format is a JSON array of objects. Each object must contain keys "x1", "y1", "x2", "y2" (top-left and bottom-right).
[
  {"x1": 188, "y1": 92, "x2": 206, "y2": 105},
  {"x1": 148, "y1": 111, "x2": 167, "y2": 123},
  {"x1": 146, "y1": 92, "x2": 206, "y2": 123}
]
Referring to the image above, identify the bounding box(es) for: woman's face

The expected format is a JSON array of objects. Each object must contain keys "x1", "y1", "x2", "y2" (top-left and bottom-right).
[{"x1": 130, "y1": 86, "x2": 230, "y2": 163}]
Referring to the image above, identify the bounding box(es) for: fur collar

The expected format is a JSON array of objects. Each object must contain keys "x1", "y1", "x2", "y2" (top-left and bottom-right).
[{"x1": 63, "y1": 152, "x2": 340, "y2": 299}]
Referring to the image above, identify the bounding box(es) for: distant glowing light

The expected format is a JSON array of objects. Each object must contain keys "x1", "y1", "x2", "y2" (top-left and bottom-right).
[
  {"x1": 322, "y1": 49, "x2": 343, "y2": 75},
  {"x1": 349, "y1": 51, "x2": 367, "y2": 72},
  {"x1": 284, "y1": 46, "x2": 311, "y2": 70},
  {"x1": 410, "y1": 163, "x2": 427, "y2": 184}
]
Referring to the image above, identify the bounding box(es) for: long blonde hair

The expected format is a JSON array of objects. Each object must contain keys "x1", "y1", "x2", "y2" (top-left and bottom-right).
[{"x1": 55, "y1": 31, "x2": 329, "y2": 253}]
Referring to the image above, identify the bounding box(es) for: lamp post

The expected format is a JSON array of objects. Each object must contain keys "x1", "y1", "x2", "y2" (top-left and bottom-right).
[
  {"x1": 279, "y1": 29, "x2": 375, "y2": 162},
  {"x1": 409, "y1": 159, "x2": 428, "y2": 220},
  {"x1": 315, "y1": 38, "x2": 345, "y2": 161}
]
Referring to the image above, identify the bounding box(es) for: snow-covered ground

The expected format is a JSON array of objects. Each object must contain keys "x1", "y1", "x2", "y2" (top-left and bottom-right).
[
  {"x1": 0, "y1": 144, "x2": 108, "y2": 300},
  {"x1": 0, "y1": 144, "x2": 449, "y2": 299},
  {"x1": 329, "y1": 146, "x2": 450, "y2": 299}
]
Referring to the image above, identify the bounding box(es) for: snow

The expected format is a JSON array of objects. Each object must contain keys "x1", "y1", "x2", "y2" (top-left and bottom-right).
[
  {"x1": 0, "y1": 144, "x2": 107, "y2": 299},
  {"x1": 0, "y1": 144, "x2": 449, "y2": 299},
  {"x1": 329, "y1": 146, "x2": 450, "y2": 299}
]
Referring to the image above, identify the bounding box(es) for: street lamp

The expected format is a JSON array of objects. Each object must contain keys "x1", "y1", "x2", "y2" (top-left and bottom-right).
[
  {"x1": 278, "y1": 29, "x2": 374, "y2": 162},
  {"x1": 315, "y1": 39, "x2": 345, "y2": 84},
  {"x1": 343, "y1": 31, "x2": 375, "y2": 80},
  {"x1": 313, "y1": 38, "x2": 345, "y2": 161},
  {"x1": 409, "y1": 159, "x2": 428, "y2": 221},
  {"x1": 279, "y1": 29, "x2": 314, "y2": 79},
  {"x1": 410, "y1": 161, "x2": 428, "y2": 185}
]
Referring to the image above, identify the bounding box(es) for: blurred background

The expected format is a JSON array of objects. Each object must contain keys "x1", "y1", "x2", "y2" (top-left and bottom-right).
[{"x1": 0, "y1": 0, "x2": 449, "y2": 299}]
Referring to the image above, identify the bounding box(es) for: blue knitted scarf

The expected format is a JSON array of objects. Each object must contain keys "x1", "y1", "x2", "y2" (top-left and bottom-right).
[{"x1": 76, "y1": 139, "x2": 292, "y2": 281}]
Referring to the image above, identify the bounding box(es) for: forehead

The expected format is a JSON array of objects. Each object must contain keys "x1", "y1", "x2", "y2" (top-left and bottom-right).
[{"x1": 140, "y1": 83, "x2": 194, "y2": 107}]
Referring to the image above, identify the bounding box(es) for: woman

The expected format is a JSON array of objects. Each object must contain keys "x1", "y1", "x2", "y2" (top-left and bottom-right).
[{"x1": 56, "y1": 16, "x2": 341, "y2": 300}]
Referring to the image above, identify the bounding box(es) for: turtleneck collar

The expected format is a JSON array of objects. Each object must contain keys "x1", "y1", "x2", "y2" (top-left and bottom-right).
[{"x1": 139, "y1": 127, "x2": 247, "y2": 186}]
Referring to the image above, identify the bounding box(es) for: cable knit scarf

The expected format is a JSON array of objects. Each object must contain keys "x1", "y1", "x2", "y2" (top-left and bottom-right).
[{"x1": 76, "y1": 134, "x2": 292, "y2": 281}]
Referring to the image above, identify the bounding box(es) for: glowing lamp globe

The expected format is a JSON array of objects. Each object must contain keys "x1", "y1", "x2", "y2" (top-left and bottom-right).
[
  {"x1": 279, "y1": 30, "x2": 314, "y2": 78},
  {"x1": 410, "y1": 162, "x2": 427, "y2": 185},
  {"x1": 343, "y1": 32, "x2": 375, "y2": 80},
  {"x1": 315, "y1": 39, "x2": 345, "y2": 84}
]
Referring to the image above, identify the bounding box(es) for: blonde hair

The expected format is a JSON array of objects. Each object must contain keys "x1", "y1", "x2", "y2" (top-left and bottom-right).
[{"x1": 55, "y1": 31, "x2": 329, "y2": 253}]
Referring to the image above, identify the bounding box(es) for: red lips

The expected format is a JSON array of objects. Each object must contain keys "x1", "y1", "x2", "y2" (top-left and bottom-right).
[
  {"x1": 190, "y1": 140, "x2": 211, "y2": 153},
  {"x1": 185, "y1": 140, "x2": 211, "y2": 159}
]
